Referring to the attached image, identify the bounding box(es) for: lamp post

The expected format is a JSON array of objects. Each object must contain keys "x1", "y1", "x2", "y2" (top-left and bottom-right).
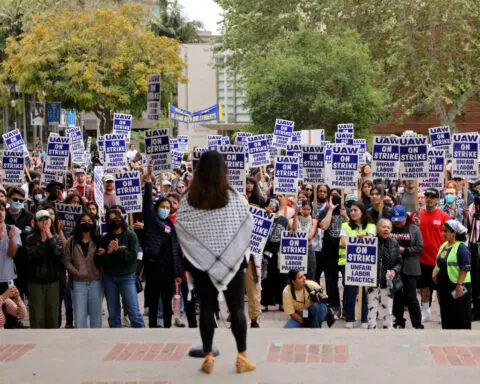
[{"x1": 10, "y1": 99, "x2": 17, "y2": 131}]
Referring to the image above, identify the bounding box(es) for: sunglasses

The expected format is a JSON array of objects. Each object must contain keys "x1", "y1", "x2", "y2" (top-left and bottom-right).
[
  {"x1": 12, "y1": 198, "x2": 25, "y2": 203},
  {"x1": 305, "y1": 188, "x2": 313, "y2": 191}
]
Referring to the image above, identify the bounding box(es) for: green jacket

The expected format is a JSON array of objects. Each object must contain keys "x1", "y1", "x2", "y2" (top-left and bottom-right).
[{"x1": 94, "y1": 229, "x2": 139, "y2": 276}]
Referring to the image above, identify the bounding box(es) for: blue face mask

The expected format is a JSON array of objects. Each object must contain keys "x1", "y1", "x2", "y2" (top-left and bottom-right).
[
  {"x1": 34, "y1": 194, "x2": 43, "y2": 201},
  {"x1": 158, "y1": 208, "x2": 170, "y2": 220},
  {"x1": 11, "y1": 201, "x2": 24, "y2": 211},
  {"x1": 445, "y1": 194, "x2": 455, "y2": 204}
]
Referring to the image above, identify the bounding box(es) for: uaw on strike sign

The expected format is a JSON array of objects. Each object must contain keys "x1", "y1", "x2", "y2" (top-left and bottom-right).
[{"x1": 345, "y1": 237, "x2": 378, "y2": 287}]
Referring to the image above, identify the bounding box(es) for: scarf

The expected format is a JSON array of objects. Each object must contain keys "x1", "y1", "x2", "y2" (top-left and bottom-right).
[{"x1": 175, "y1": 190, "x2": 253, "y2": 291}]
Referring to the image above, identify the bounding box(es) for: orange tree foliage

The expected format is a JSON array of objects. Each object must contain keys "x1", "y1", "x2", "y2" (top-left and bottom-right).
[{"x1": 2, "y1": 4, "x2": 186, "y2": 133}]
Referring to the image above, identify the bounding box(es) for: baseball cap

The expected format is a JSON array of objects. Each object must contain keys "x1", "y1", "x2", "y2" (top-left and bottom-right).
[
  {"x1": 75, "y1": 168, "x2": 86, "y2": 175},
  {"x1": 35, "y1": 210, "x2": 51, "y2": 221},
  {"x1": 424, "y1": 188, "x2": 440, "y2": 198},
  {"x1": 103, "y1": 174, "x2": 114, "y2": 182},
  {"x1": 391, "y1": 205, "x2": 407, "y2": 222},
  {"x1": 162, "y1": 180, "x2": 172, "y2": 187},
  {"x1": 345, "y1": 194, "x2": 358, "y2": 202}
]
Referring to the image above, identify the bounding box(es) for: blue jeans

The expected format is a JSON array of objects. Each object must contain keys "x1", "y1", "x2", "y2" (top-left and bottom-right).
[
  {"x1": 103, "y1": 273, "x2": 145, "y2": 328},
  {"x1": 284, "y1": 302, "x2": 328, "y2": 328},
  {"x1": 72, "y1": 280, "x2": 103, "y2": 328},
  {"x1": 344, "y1": 285, "x2": 368, "y2": 323}
]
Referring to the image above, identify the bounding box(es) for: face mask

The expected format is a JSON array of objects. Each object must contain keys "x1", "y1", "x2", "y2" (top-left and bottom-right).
[
  {"x1": 398, "y1": 187, "x2": 405, "y2": 194},
  {"x1": 109, "y1": 219, "x2": 122, "y2": 229},
  {"x1": 34, "y1": 194, "x2": 43, "y2": 201},
  {"x1": 11, "y1": 201, "x2": 24, "y2": 211},
  {"x1": 384, "y1": 201, "x2": 393, "y2": 208},
  {"x1": 80, "y1": 222, "x2": 93, "y2": 233},
  {"x1": 445, "y1": 195, "x2": 455, "y2": 204},
  {"x1": 158, "y1": 208, "x2": 170, "y2": 220}
]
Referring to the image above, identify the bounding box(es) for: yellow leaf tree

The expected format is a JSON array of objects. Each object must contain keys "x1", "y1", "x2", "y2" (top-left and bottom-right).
[{"x1": 2, "y1": 4, "x2": 186, "y2": 133}]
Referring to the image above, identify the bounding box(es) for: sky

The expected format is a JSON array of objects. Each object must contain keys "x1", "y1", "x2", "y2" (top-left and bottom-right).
[{"x1": 178, "y1": 0, "x2": 223, "y2": 34}]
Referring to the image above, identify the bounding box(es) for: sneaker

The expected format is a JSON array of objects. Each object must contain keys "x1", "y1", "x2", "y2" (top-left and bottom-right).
[
  {"x1": 143, "y1": 308, "x2": 149, "y2": 317},
  {"x1": 250, "y1": 321, "x2": 260, "y2": 328},
  {"x1": 344, "y1": 322, "x2": 354, "y2": 329},
  {"x1": 421, "y1": 308, "x2": 432, "y2": 323},
  {"x1": 414, "y1": 324, "x2": 425, "y2": 329},
  {"x1": 174, "y1": 318, "x2": 186, "y2": 328},
  {"x1": 361, "y1": 322, "x2": 368, "y2": 329},
  {"x1": 393, "y1": 323, "x2": 405, "y2": 329},
  {"x1": 123, "y1": 315, "x2": 131, "y2": 328}
]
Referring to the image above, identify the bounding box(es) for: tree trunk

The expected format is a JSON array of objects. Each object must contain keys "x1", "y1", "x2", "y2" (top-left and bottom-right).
[
  {"x1": 433, "y1": 87, "x2": 478, "y2": 133},
  {"x1": 95, "y1": 109, "x2": 113, "y2": 135}
]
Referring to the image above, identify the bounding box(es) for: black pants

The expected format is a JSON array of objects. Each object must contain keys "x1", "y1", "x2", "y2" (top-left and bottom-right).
[
  {"x1": 261, "y1": 251, "x2": 284, "y2": 307},
  {"x1": 180, "y1": 279, "x2": 197, "y2": 328},
  {"x1": 470, "y1": 243, "x2": 480, "y2": 318},
  {"x1": 392, "y1": 275, "x2": 422, "y2": 327},
  {"x1": 438, "y1": 279, "x2": 472, "y2": 329},
  {"x1": 315, "y1": 251, "x2": 326, "y2": 282},
  {"x1": 145, "y1": 263, "x2": 174, "y2": 328},
  {"x1": 323, "y1": 239, "x2": 341, "y2": 308},
  {"x1": 191, "y1": 266, "x2": 247, "y2": 354}
]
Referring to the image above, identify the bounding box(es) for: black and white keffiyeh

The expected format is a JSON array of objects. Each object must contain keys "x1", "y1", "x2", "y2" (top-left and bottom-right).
[{"x1": 175, "y1": 190, "x2": 253, "y2": 291}]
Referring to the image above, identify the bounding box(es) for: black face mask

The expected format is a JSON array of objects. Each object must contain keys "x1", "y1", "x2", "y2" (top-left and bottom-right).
[
  {"x1": 80, "y1": 222, "x2": 93, "y2": 233},
  {"x1": 109, "y1": 219, "x2": 122, "y2": 229}
]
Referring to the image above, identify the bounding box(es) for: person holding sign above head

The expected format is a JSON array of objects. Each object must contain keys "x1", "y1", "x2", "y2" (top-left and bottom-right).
[
  {"x1": 282, "y1": 269, "x2": 330, "y2": 328},
  {"x1": 433, "y1": 220, "x2": 472, "y2": 329},
  {"x1": 367, "y1": 219, "x2": 402, "y2": 329},
  {"x1": 339, "y1": 201, "x2": 376, "y2": 328},
  {"x1": 95, "y1": 210, "x2": 145, "y2": 328}
]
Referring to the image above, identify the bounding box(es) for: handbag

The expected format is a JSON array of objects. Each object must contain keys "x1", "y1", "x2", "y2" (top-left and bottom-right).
[{"x1": 135, "y1": 274, "x2": 144, "y2": 293}]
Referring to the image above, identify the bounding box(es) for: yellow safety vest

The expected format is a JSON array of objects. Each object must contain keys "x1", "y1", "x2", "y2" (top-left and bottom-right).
[
  {"x1": 435, "y1": 241, "x2": 471, "y2": 284},
  {"x1": 338, "y1": 222, "x2": 376, "y2": 266}
]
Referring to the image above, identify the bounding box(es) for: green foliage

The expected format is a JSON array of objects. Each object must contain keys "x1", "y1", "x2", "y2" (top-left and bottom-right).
[{"x1": 243, "y1": 28, "x2": 385, "y2": 137}]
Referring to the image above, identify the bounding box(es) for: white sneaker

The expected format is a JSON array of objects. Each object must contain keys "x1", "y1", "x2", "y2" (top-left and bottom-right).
[
  {"x1": 344, "y1": 322, "x2": 354, "y2": 329},
  {"x1": 361, "y1": 323, "x2": 368, "y2": 329},
  {"x1": 421, "y1": 307, "x2": 432, "y2": 323},
  {"x1": 123, "y1": 315, "x2": 131, "y2": 328}
]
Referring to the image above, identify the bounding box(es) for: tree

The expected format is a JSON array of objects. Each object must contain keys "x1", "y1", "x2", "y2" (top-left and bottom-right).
[
  {"x1": 2, "y1": 4, "x2": 186, "y2": 133},
  {"x1": 150, "y1": 0, "x2": 205, "y2": 43},
  {"x1": 243, "y1": 28, "x2": 386, "y2": 137}
]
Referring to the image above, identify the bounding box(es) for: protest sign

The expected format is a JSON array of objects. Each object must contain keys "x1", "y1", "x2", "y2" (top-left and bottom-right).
[
  {"x1": 302, "y1": 145, "x2": 325, "y2": 184},
  {"x1": 46, "y1": 136, "x2": 70, "y2": 172},
  {"x1": 452, "y1": 133, "x2": 479, "y2": 179},
  {"x1": 345, "y1": 237, "x2": 378, "y2": 287},
  {"x1": 419, "y1": 149, "x2": 445, "y2": 190},
  {"x1": 222, "y1": 136, "x2": 230, "y2": 145},
  {"x1": 271, "y1": 119, "x2": 294, "y2": 149},
  {"x1": 274, "y1": 156, "x2": 300, "y2": 195},
  {"x1": 1, "y1": 151, "x2": 24, "y2": 185},
  {"x1": 40, "y1": 162, "x2": 64, "y2": 189},
  {"x1": 171, "y1": 150, "x2": 183, "y2": 169},
  {"x1": 335, "y1": 132, "x2": 354, "y2": 146},
  {"x1": 330, "y1": 146, "x2": 359, "y2": 189},
  {"x1": 235, "y1": 132, "x2": 252, "y2": 146},
  {"x1": 113, "y1": 113, "x2": 133, "y2": 142},
  {"x1": 56, "y1": 203, "x2": 83, "y2": 235},
  {"x1": 286, "y1": 144, "x2": 302, "y2": 179},
  {"x1": 207, "y1": 135, "x2": 222, "y2": 151},
  {"x1": 248, "y1": 206, "x2": 275, "y2": 258},
  {"x1": 279, "y1": 232, "x2": 308, "y2": 274},
  {"x1": 219, "y1": 145, "x2": 246, "y2": 194},
  {"x1": 290, "y1": 131, "x2": 301, "y2": 144},
  {"x1": 115, "y1": 171, "x2": 142, "y2": 213},
  {"x1": 247, "y1": 134, "x2": 270, "y2": 167},
  {"x1": 65, "y1": 126, "x2": 85, "y2": 165},
  {"x1": 145, "y1": 128, "x2": 171, "y2": 173},
  {"x1": 354, "y1": 139, "x2": 367, "y2": 163},
  {"x1": 170, "y1": 138, "x2": 178, "y2": 152},
  {"x1": 47, "y1": 102, "x2": 61, "y2": 124},
  {"x1": 147, "y1": 74, "x2": 161, "y2": 120},
  {"x1": 192, "y1": 147, "x2": 208, "y2": 169},
  {"x1": 429, "y1": 126, "x2": 451, "y2": 148},
  {"x1": 2, "y1": 129, "x2": 25, "y2": 151},
  {"x1": 104, "y1": 134, "x2": 127, "y2": 171},
  {"x1": 337, "y1": 124, "x2": 354, "y2": 134},
  {"x1": 94, "y1": 166, "x2": 104, "y2": 213},
  {"x1": 371, "y1": 136, "x2": 400, "y2": 180},
  {"x1": 399, "y1": 136, "x2": 428, "y2": 180},
  {"x1": 177, "y1": 135, "x2": 189, "y2": 153}
]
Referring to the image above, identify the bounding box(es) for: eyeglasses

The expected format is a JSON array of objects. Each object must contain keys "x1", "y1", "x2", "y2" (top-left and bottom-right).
[
  {"x1": 305, "y1": 188, "x2": 313, "y2": 191},
  {"x1": 12, "y1": 198, "x2": 25, "y2": 203}
]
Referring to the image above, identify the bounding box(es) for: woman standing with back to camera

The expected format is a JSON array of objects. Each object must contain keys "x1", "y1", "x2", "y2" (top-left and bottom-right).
[{"x1": 175, "y1": 151, "x2": 256, "y2": 375}]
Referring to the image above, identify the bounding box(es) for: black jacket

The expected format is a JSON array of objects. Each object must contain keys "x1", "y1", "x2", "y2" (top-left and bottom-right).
[
  {"x1": 25, "y1": 233, "x2": 64, "y2": 284},
  {"x1": 390, "y1": 217, "x2": 423, "y2": 276},
  {"x1": 6, "y1": 209, "x2": 34, "y2": 275},
  {"x1": 377, "y1": 236, "x2": 403, "y2": 289},
  {"x1": 142, "y1": 182, "x2": 182, "y2": 279}
]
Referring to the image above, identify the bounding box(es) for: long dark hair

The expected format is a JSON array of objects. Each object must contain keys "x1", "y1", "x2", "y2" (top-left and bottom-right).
[
  {"x1": 188, "y1": 151, "x2": 233, "y2": 209},
  {"x1": 287, "y1": 269, "x2": 308, "y2": 301},
  {"x1": 348, "y1": 201, "x2": 371, "y2": 231},
  {"x1": 360, "y1": 180, "x2": 374, "y2": 200},
  {"x1": 72, "y1": 213, "x2": 100, "y2": 245},
  {"x1": 105, "y1": 209, "x2": 128, "y2": 234}
]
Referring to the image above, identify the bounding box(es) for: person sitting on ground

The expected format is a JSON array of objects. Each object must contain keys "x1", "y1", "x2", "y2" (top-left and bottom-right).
[
  {"x1": 283, "y1": 269, "x2": 328, "y2": 328},
  {"x1": 0, "y1": 285, "x2": 27, "y2": 328}
]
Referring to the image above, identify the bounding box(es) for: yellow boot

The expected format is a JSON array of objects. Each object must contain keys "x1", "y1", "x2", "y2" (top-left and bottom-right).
[
  {"x1": 201, "y1": 353, "x2": 215, "y2": 374},
  {"x1": 236, "y1": 353, "x2": 256, "y2": 373}
]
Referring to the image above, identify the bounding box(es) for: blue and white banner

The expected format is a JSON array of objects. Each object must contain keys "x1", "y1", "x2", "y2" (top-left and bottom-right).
[
  {"x1": 279, "y1": 232, "x2": 308, "y2": 274},
  {"x1": 177, "y1": 135, "x2": 189, "y2": 153},
  {"x1": 169, "y1": 104, "x2": 222, "y2": 123},
  {"x1": 145, "y1": 128, "x2": 171, "y2": 173},
  {"x1": 337, "y1": 123, "x2": 354, "y2": 134},
  {"x1": 429, "y1": 126, "x2": 451, "y2": 148},
  {"x1": 115, "y1": 171, "x2": 142, "y2": 213},
  {"x1": 248, "y1": 206, "x2": 275, "y2": 258},
  {"x1": 302, "y1": 145, "x2": 325, "y2": 184},
  {"x1": 419, "y1": 149, "x2": 445, "y2": 190},
  {"x1": 271, "y1": 119, "x2": 294, "y2": 149},
  {"x1": 47, "y1": 102, "x2": 61, "y2": 124},
  {"x1": 452, "y1": 133, "x2": 479, "y2": 180},
  {"x1": 345, "y1": 237, "x2": 378, "y2": 287},
  {"x1": 219, "y1": 145, "x2": 246, "y2": 194},
  {"x1": 56, "y1": 203, "x2": 83, "y2": 235},
  {"x1": 1, "y1": 150, "x2": 24, "y2": 185},
  {"x1": 147, "y1": 74, "x2": 161, "y2": 120},
  {"x1": 247, "y1": 134, "x2": 270, "y2": 168},
  {"x1": 330, "y1": 146, "x2": 359, "y2": 189},
  {"x1": 94, "y1": 166, "x2": 104, "y2": 214},
  {"x1": 104, "y1": 133, "x2": 127, "y2": 171},
  {"x1": 192, "y1": 147, "x2": 208, "y2": 170},
  {"x1": 399, "y1": 136, "x2": 429, "y2": 180},
  {"x1": 46, "y1": 136, "x2": 70, "y2": 172},
  {"x1": 335, "y1": 132, "x2": 354, "y2": 146},
  {"x1": 207, "y1": 135, "x2": 222, "y2": 151},
  {"x1": 113, "y1": 113, "x2": 133, "y2": 142},
  {"x1": 371, "y1": 136, "x2": 399, "y2": 180},
  {"x1": 274, "y1": 156, "x2": 300, "y2": 195}
]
